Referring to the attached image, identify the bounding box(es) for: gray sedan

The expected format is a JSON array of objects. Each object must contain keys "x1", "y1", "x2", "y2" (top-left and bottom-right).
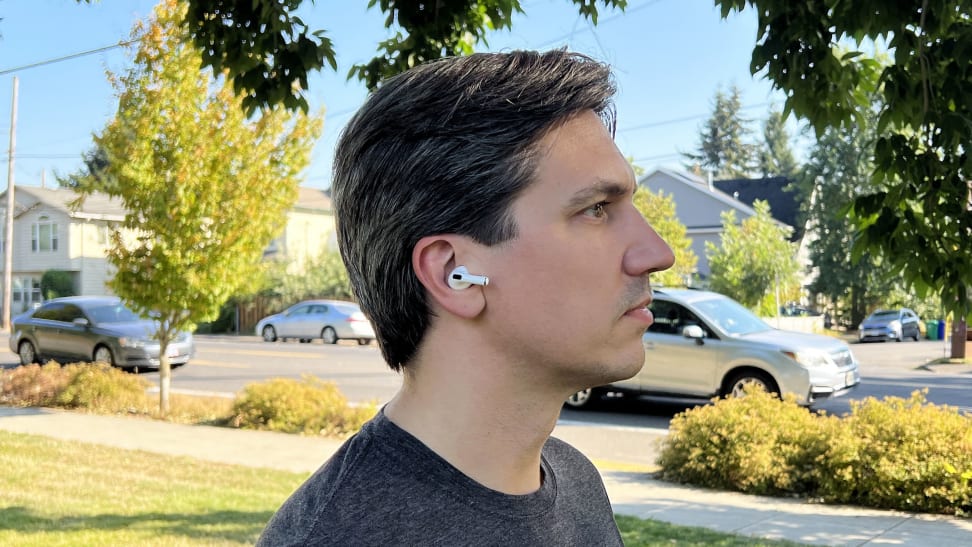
[
  {"x1": 255, "y1": 299, "x2": 376, "y2": 345},
  {"x1": 9, "y1": 296, "x2": 194, "y2": 370}
]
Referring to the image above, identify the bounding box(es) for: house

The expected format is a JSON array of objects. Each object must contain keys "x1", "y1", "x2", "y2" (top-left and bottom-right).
[
  {"x1": 0, "y1": 185, "x2": 335, "y2": 317},
  {"x1": 639, "y1": 167, "x2": 795, "y2": 277},
  {"x1": 712, "y1": 176, "x2": 803, "y2": 242},
  {"x1": 262, "y1": 186, "x2": 337, "y2": 270}
]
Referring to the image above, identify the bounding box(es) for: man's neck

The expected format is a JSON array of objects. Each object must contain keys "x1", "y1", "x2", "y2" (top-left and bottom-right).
[{"x1": 383, "y1": 355, "x2": 564, "y2": 495}]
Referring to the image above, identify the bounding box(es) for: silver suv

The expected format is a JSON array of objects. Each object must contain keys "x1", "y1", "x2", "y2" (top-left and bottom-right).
[{"x1": 567, "y1": 289, "x2": 860, "y2": 408}]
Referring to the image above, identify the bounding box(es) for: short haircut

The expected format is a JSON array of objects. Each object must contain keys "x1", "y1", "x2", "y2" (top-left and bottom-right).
[{"x1": 332, "y1": 49, "x2": 617, "y2": 370}]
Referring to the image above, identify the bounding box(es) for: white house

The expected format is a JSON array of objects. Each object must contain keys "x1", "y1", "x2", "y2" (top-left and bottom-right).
[{"x1": 0, "y1": 185, "x2": 336, "y2": 316}]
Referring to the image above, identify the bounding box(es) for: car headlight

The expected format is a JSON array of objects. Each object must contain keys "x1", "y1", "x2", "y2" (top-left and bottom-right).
[
  {"x1": 118, "y1": 337, "x2": 147, "y2": 348},
  {"x1": 782, "y1": 350, "x2": 833, "y2": 368},
  {"x1": 888, "y1": 320, "x2": 901, "y2": 332}
]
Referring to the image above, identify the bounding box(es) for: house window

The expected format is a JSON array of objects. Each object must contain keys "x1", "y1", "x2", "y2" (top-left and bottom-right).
[{"x1": 32, "y1": 216, "x2": 58, "y2": 252}]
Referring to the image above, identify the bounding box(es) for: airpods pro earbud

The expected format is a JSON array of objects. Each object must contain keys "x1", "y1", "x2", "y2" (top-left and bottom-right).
[{"x1": 448, "y1": 266, "x2": 490, "y2": 290}]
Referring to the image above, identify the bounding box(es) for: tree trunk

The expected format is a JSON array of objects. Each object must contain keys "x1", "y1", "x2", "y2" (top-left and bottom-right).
[
  {"x1": 159, "y1": 341, "x2": 171, "y2": 417},
  {"x1": 951, "y1": 318, "x2": 967, "y2": 360}
]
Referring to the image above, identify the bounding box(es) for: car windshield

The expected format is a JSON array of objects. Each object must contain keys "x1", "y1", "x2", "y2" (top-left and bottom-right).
[
  {"x1": 690, "y1": 296, "x2": 773, "y2": 336},
  {"x1": 869, "y1": 311, "x2": 898, "y2": 320},
  {"x1": 86, "y1": 304, "x2": 143, "y2": 324}
]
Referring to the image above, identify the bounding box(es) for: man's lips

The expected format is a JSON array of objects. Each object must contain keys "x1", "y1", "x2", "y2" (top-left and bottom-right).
[{"x1": 623, "y1": 295, "x2": 655, "y2": 325}]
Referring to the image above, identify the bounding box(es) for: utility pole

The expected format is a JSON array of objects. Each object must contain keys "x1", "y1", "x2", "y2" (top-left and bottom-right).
[{"x1": 4, "y1": 76, "x2": 17, "y2": 331}]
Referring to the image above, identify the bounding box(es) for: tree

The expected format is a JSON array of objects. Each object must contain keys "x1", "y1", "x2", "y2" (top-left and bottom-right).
[
  {"x1": 58, "y1": 146, "x2": 115, "y2": 192},
  {"x1": 706, "y1": 200, "x2": 800, "y2": 314},
  {"x1": 260, "y1": 249, "x2": 355, "y2": 304},
  {"x1": 82, "y1": 0, "x2": 322, "y2": 414},
  {"x1": 76, "y1": 0, "x2": 627, "y2": 113},
  {"x1": 683, "y1": 85, "x2": 756, "y2": 179},
  {"x1": 798, "y1": 106, "x2": 894, "y2": 327},
  {"x1": 758, "y1": 109, "x2": 798, "y2": 178},
  {"x1": 632, "y1": 187, "x2": 697, "y2": 288},
  {"x1": 715, "y1": 1, "x2": 972, "y2": 334}
]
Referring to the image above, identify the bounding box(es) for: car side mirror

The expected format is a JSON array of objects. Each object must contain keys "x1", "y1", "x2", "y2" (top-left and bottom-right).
[
  {"x1": 73, "y1": 318, "x2": 90, "y2": 327},
  {"x1": 682, "y1": 324, "x2": 705, "y2": 343}
]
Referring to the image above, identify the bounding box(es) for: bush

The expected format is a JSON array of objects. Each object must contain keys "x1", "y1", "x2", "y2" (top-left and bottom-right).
[
  {"x1": 231, "y1": 375, "x2": 376, "y2": 438},
  {"x1": 0, "y1": 363, "x2": 74, "y2": 406},
  {"x1": 40, "y1": 269, "x2": 76, "y2": 299},
  {"x1": 816, "y1": 390, "x2": 972, "y2": 514},
  {"x1": 657, "y1": 388, "x2": 972, "y2": 516},
  {"x1": 54, "y1": 363, "x2": 150, "y2": 412},
  {"x1": 657, "y1": 388, "x2": 833, "y2": 495}
]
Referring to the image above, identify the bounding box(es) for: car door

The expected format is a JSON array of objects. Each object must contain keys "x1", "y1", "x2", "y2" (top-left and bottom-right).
[
  {"x1": 278, "y1": 304, "x2": 317, "y2": 338},
  {"x1": 902, "y1": 309, "x2": 919, "y2": 340},
  {"x1": 636, "y1": 300, "x2": 720, "y2": 397},
  {"x1": 55, "y1": 304, "x2": 96, "y2": 361},
  {"x1": 24, "y1": 303, "x2": 68, "y2": 360}
]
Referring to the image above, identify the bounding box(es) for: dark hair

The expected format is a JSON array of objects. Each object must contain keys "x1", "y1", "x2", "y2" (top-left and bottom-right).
[{"x1": 332, "y1": 49, "x2": 617, "y2": 370}]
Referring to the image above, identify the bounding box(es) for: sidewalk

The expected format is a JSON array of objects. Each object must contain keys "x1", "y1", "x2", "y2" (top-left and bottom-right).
[{"x1": 1, "y1": 405, "x2": 970, "y2": 546}]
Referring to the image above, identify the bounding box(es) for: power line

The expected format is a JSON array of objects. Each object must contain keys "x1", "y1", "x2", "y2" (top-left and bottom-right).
[{"x1": 0, "y1": 40, "x2": 136, "y2": 76}]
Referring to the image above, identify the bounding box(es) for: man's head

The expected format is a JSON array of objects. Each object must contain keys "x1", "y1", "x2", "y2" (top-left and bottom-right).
[{"x1": 332, "y1": 49, "x2": 619, "y2": 370}]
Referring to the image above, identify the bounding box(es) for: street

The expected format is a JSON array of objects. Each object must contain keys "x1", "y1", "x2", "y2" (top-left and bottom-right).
[{"x1": 3, "y1": 333, "x2": 970, "y2": 469}]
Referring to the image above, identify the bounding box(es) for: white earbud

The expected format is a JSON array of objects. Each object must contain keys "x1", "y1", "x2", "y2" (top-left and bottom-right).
[{"x1": 448, "y1": 266, "x2": 490, "y2": 290}]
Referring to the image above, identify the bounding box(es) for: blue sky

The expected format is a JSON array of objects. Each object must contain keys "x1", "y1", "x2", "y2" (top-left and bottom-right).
[{"x1": 1, "y1": 0, "x2": 795, "y2": 191}]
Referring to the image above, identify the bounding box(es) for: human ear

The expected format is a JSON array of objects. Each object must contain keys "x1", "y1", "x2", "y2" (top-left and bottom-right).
[{"x1": 413, "y1": 235, "x2": 487, "y2": 319}]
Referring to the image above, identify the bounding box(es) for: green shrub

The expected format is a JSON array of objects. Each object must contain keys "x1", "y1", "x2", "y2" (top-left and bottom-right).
[
  {"x1": 54, "y1": 364, "x2": 150, "y2": 412},
  {"x1": 40, "y1": 269, "x2": 77, "y2": 299},
  {"x1": 657, "y1": 388, "x2": 832, "y2": 495},
  {"x1": 231, "y1": 375, "x2": 377, "y2": 438},
  {"x1": 0, "y1": 362, "x2": 74, "y2": 406},
  {"x1": 816, "y1": 390, "x2": 972, "y2": 515},
  {"x1": 657, "y1": 388, "x2": 972, "y2": 516}
]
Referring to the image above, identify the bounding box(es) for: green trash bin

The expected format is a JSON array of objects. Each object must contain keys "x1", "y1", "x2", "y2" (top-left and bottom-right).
[{"x1": 926, "y1": 320, "x2": 939, "y2": 340}]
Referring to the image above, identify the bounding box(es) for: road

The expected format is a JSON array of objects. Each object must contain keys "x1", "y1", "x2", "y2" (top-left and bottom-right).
[{"x1": 3, "y1": 334, "x2": 969, "y2": 468}]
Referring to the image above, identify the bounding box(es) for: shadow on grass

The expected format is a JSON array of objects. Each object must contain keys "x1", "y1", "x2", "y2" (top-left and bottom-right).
[{"x1": 0, "y1": 506, "x2": 273, "y2": 543}]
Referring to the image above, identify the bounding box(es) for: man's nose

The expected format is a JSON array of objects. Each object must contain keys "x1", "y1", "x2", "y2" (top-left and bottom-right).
[{"x1": 622, "y1": 213, "x2": 675, "y2": 277}]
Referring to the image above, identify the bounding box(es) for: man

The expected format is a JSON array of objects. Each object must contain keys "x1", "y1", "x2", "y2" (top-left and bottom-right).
[{"x1": 258, "y1": 49, "x2": 674, "y2": 545}]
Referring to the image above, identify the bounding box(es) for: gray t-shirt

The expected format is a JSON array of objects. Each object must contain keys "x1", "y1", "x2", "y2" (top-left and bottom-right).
[{"x1": 257, "y1": 411, "x2": 622, "y2": 546}]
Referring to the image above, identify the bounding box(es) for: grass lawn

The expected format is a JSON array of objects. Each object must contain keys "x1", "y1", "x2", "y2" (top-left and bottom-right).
[{"x1": 0, "y1": 430, "x2": 806, "y2": 546}]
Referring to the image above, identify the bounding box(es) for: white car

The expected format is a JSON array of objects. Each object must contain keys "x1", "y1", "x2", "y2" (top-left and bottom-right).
[
  {"x1": 567, "y1": 289, "x2": 860, "y2": 408},
  {"x1": 255, "y1": 299, "x2": 376, "y2": 345}
]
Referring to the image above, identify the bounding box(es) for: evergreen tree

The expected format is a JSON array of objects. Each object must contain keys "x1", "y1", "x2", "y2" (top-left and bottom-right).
[
  {"x1": 683, "y1": 85, "x2": 756, "y2": 179},
  {"x1": 758, "y1": 109, "x2": 798, "y2": 178}
]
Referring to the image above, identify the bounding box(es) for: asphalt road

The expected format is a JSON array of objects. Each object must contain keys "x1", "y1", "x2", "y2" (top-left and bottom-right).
[{"x1": 3, "y1": 332, "x2": 969, "y2": 468}]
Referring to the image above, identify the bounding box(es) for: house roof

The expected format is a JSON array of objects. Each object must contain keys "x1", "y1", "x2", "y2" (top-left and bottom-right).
[
  {"x1": 3, "y1": 184, "x2": 332, "y2": 218},
  {"x1": 713, "y1": 176, "x2": 803, "y2": 241},
  {"x1": 3, "y1": 185, "x2": 126, "y2": 221},
  {"x1": 294, "y1": 187, "x2": 332, "y2": 212}
]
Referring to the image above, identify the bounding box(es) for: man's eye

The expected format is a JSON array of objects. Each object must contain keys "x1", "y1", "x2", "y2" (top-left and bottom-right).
[{"x1": 583, "y1": 202, "x2": 608, "y2": 219}]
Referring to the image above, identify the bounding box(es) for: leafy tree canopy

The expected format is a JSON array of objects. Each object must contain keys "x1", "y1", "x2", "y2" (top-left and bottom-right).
[
  {"x1": 716, "y1": 0, "x2": 972, "y2": 320},
  {"x1": 706, "y1": 200, "x2": 800, "y2": 314},
  {"x1": 78, "y1": 0, "x2": 627, "y2": 114},
  {"x1": 632, "y1": 187, "x2": 698, "y2": 288},
  {"x1": 83, "y1": 0, "x2": 322, "y2": 413}
]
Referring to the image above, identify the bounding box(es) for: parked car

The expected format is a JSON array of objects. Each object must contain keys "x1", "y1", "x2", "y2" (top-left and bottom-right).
[
  {"x1": 566, "y1": 288, "x2": 860, "y2": 409},
  {"x1": 9, "y1": 296, "x2": 194, "y2": 370},
  {"x1": 255, "y1": 299, "x2": 376, "y2": 345},
  {"x1": 858, "y1": 308, "x2": 921, "y2": 342}
]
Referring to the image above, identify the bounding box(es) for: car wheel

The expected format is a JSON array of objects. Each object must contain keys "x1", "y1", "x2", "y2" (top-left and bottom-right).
[
  {"x1": 724, "y1": 370, "x2": 779, "y2": 399},
  {"x1": 321, "y1": 327, "x2": 338, "y2": 345},
  {"x1": 564, "y1": 388, "x2": 601, "y2": 409},
  {"x1": 261, "y1": 325, "x2": 277, "y2": 342},
  {"x1": 17, "y1": 340, "x2": 37, "y2": 365},
  {"x1": 94, "y1": 346, "x2": 115, "y2": 367}
]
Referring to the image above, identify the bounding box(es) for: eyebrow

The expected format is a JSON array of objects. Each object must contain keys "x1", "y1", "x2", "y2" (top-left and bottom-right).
[{"x1": 564, "y1": 180, "x2": 633, "y2": 211}]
